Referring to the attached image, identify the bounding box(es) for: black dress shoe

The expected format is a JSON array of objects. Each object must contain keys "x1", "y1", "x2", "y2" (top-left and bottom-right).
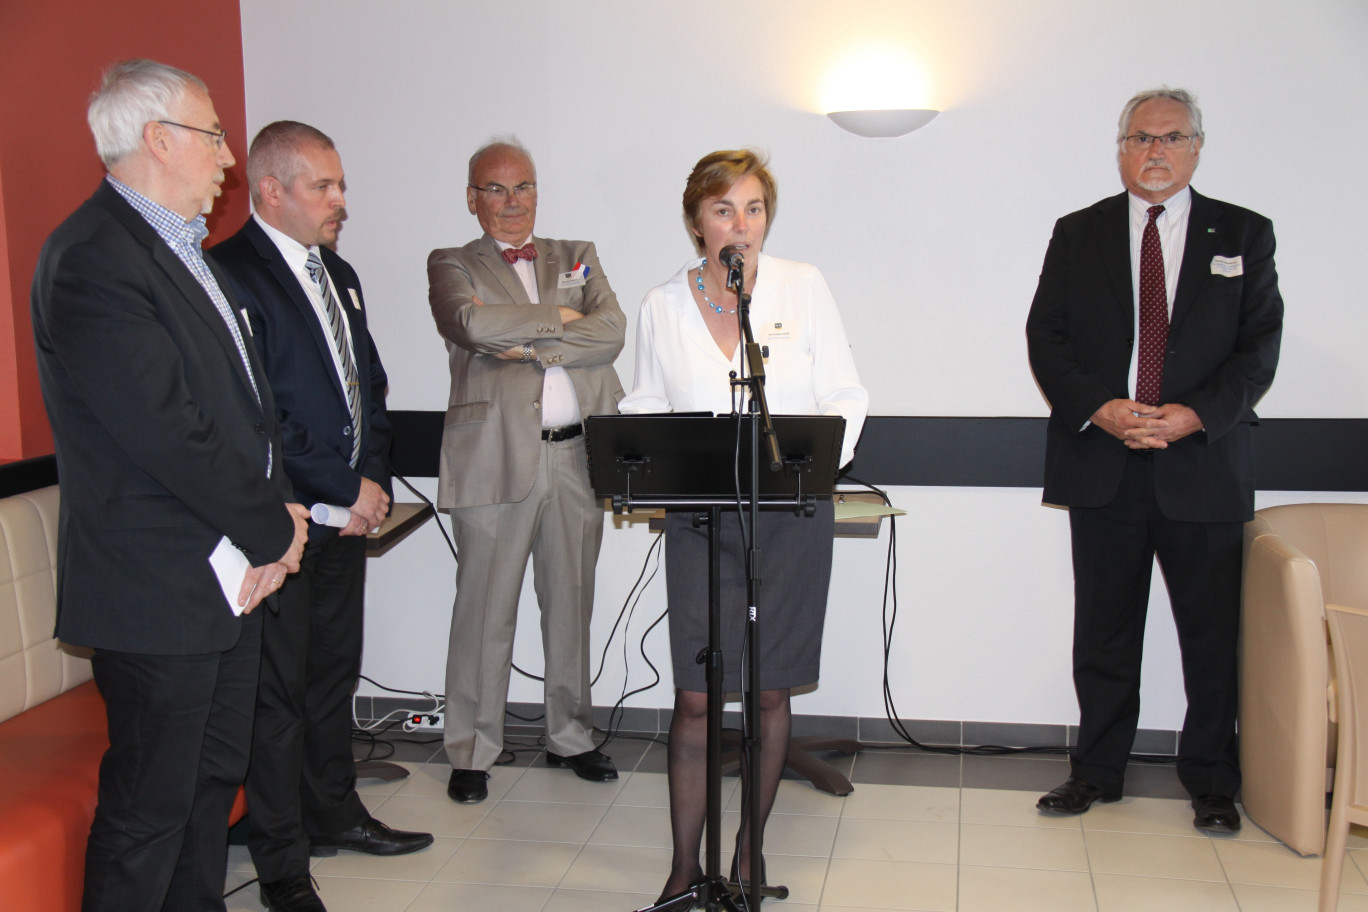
[
  {"x1": 1036, "y1": 777, "x2": 1121, "y2": 815},
  {"x1": 448, "y1": 768, "x2": 490, "y2": 803},
  {"x1": 310, "y1": 816, "x2": 434, "y2": 856},
  {"x1": 546, "y1": 748, "x2": 618, "y2": 781},
  {"x1": 260, "y1": 874, "x2": 326, "y2": 912},
  {"x1": 1191, "y1": 795, "x2": 1241, "y2": 834}
]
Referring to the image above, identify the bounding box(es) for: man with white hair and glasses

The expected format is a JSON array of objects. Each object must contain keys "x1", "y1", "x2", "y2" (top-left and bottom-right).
[
  {"x1": 31, "y1": 59, "x2": 308, "y2": 910},
  {"x1": 1027, "y1": 87, "x2": 1283, "y2": 834}
]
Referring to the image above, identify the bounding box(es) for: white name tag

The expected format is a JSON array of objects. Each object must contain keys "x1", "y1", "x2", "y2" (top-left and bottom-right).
[
  {"x1": 1210, "y1": 255, "x2": 1243, "y2": 277},
  {"x1": 557, "y1": 271, "x2": 587, "y2": 289}
]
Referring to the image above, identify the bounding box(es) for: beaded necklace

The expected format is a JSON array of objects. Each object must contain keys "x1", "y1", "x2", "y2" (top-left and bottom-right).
[{"x1": 695, "y1": 258, "x2": 741, "y2": 315}]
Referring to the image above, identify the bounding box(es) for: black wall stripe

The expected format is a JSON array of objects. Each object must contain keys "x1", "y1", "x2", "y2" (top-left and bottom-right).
[{"x1": 5, "y1": 416, "x2": 1362, "y2": 498}]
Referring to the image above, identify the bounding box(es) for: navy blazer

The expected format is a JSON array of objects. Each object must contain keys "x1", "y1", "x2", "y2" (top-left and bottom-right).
[
  {"x1": 1026, "y1": 189, "x2": 1283, "y2": 523},
  {"x1": 210, "y1": 217, "x2": 391, "y2": 542},
  {"x1": 32, "y1": 181, "x2": 297, "y2": 654}
]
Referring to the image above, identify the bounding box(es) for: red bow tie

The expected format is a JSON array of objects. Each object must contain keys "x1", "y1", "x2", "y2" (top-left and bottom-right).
[{"x1": 501, "y1": 243, "x2": 537, "y2": 264}]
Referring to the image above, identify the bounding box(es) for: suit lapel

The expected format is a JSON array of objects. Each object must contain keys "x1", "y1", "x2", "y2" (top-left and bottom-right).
[
  {"x1": 245, "y1": 220, "x2": 351, "y2": 413},
  {"x1": 1170, "y1": 189, "x2": 1222, "y2": 335},
  {"x1": 1097, "y1": 193, "x2": 1133, "y2": 310},
  {"x1": 97, "y1": 184, "x2": 266, "y2": 411},
  {"x1": 532, "y1": 236, "x2": 560, "y2": 304},
  {"x1": 476, "y1": 234, "x2": 531, "y2": 304}
]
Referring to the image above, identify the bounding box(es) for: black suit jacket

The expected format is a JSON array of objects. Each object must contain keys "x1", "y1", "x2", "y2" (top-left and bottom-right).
[
  {"x1": 210, "y1": 218, "x2": 391, "y2": 544},
  {"x1": 31, "y1": 181, "x2": 297, "y2": 654},
  {"x1": 1026, "y1": 189, "x2": 1283, "y2": 523}
]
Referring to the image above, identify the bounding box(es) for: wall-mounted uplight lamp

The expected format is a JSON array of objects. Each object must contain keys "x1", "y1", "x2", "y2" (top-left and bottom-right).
[
  {"x1": 825, "y1": 108, "x2": 938, "y2": 138},
  {"x1": 820, "y1": 47, "x2": 940, "y2": 138}
]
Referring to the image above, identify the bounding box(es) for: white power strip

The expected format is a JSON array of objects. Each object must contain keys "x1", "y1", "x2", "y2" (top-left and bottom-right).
[{"x1": 407, "y1": 712, "x2": 443, "y2": 730}]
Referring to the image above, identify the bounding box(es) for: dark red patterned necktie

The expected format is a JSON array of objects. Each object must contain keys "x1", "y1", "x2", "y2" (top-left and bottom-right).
[
  {"x1": 1135, "y1": 205, "x2": 1168, "y2": 407},
  {"x1": 501, "y1": 243, "x2": 537, "y2": 264}
]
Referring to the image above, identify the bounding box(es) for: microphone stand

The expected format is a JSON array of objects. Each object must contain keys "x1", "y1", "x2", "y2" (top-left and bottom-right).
[{"x1": 729, "y1": 257, "x2": 784, "y2": 909}]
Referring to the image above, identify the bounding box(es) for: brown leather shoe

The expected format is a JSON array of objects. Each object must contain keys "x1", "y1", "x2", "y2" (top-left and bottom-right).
[{"x1": 1036, "y1": 777, "x2": 1121, "y2": 815}]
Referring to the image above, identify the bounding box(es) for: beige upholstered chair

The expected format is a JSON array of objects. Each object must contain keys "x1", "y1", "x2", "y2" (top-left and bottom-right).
[
  {"x1": 1240, "y1": 503, "x2": 1368, "y2": 856},
  {"x1": 1320, "y1": 603, "x2": 1368, "y2": 910}
]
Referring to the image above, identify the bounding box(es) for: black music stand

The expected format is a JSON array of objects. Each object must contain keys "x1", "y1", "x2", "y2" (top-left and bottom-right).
[{"x1": 587, "y1": 413, "x2": 843, "y2": 911}]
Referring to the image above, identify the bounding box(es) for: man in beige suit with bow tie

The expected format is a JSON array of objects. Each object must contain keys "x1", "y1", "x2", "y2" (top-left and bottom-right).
[{"x1": 428, "y1": 139, "x2": 625, "y2": 803}]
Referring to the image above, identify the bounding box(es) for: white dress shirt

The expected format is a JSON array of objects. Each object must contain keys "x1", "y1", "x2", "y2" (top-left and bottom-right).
[
  {"x1": 621, "y1": 253, "x2": 868, "y2": 468},
  {"x1": 254, "y1": 213, "x2": 355, "y2": 399},
  {"x1": 495, "y1": 236, "x2": 580, "y2": 428}
]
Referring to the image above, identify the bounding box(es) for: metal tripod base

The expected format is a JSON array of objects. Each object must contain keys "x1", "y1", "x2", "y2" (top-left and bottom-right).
[{"x1": 634, "y1": 875, "x2": 742, "y2": 911}]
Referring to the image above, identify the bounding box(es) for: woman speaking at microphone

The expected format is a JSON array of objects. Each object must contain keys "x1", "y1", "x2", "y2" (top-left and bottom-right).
[{"x1": 620, "y1": 149, "x2": 867, "y2": 904}]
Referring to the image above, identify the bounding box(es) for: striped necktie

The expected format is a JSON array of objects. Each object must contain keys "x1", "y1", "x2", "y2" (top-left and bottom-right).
[{"x1": 306, "y1": 249, "x2": 363, "y2": 466}]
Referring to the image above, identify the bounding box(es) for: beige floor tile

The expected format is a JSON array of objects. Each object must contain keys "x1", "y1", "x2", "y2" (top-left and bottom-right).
[
  {"x1": 1092, "y1": 873, "x2": 1238, "y2": 911},
  {"x1": 723, "y1": 777, "x2": 848, "y2": 817},
  {"x1": 543, "y1": 887, "x2": 661, "y2": 911},
  {"x1": 1081, "y1": 796, "x2": 1201, "y2": 837},
  {"x1": 614, "y1": 770, "x2": 678, "y2": 808},
  {"x1": 1217, "y1": 837, "x2": 1368, "y2": 891},
  {"x1": 405, "y1": 880, "x2": 553, "y2": 912},
  {"x1": 837, "y1": 784, "x2": 959, "y2": 823},
  {"x1": 960, "y1": 823, "x2": 1088, "y2": 871},
  {"x1": 559, "y1": 843, "x2": 674, "y2": 893},
  {"x1": 1085, "y1": 830, "x2": 1223, "y2": 880},
  {"x1": 504, "y1": 766, "x2": 626, "y2": 804},
  {"x1": 1346, "y1": 823, "x2": 1368, "y2": 849},
  {"x1": 750, "y1": 811, "x2": 842, "y2": 858},
  {"x1": 957, "y1": 865, "x2": 1097, "y2": 912},
  {"x1": 588, "y1": 804, "x2": 673, "y2": 848},
  {"x1": 473, "y1": 799, "x2": 608, "y2": 842},
  {"x1": 1231, "y1": 882, "x2": 1368, "y2": 912},
  {"x1": 822, "y1": 858, "x2": 957, "y2": 910},
  {"x1": 225, "y1": 843, "x2": 255, "y2": 873},
  {"x1": 1227, "y1": 809, "x2": 1282, "y2": 845},
  {"x1": 960, "y1": 787, "x2": 1081, "y2": 829},
  {"x1": 756, "y1": 853, "x2": 836, "y2": 906},
  {"x1": 432, "y1": 837, "x2": 579, "y2": 887},
  {"x1": 360, "y1": 792, "x2": 490, "y2": 839},
  {"x1": 309, "y1": 835, "x2": 459, "y2": 879},
  {"x1": 832, "y1": 817, "x2": 958, "y2": 864},
  {"x1": 310, "y1": 875, "x2": 425, "y2": 912},
  {"x1": 387, "y1": 760, "x2": 465, "y2": 799}
]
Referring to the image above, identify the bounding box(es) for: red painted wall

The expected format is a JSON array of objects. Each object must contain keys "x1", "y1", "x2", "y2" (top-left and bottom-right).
[{"x1": 0, "y1": 0, "x2": 248, "y2": 461}]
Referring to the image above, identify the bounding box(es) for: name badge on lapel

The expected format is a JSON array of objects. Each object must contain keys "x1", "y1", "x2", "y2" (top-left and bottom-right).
[
  {"x1": 557, "y1": 262, "x2": 591, "y2": 289},
  {"x1": 1210, "y1": 255, "x2": 1243, "y2": 277},
  {"x1": 347, "y1": 288, "x2": 362, "y2": 309}
]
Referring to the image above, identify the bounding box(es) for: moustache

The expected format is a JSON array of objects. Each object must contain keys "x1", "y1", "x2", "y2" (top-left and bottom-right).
[{"x1": 1142, "y1": 159, "x2": 1172, "y2": 171}]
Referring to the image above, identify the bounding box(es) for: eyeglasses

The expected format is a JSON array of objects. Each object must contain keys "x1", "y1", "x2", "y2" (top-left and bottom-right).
[
  {"x1": 1123, "y1": 132, "x2": 1195, "y2": 152},
  {"x1": 157, "y1": 120, "x2": 228, "y2": 149},
  {"x1": 468, "y1": 182, "x2": 537, "y2": 200}
]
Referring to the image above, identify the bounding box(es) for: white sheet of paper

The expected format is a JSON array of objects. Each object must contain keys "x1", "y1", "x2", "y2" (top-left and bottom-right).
[{"x1": 209, "y1": 535, "x2": 252, "y2": 616}]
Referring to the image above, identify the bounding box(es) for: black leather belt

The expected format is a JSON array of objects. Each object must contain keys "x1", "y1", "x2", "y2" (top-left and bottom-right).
[{"x1": 541, "y1": 423, "x2": 583, "y2": 443}]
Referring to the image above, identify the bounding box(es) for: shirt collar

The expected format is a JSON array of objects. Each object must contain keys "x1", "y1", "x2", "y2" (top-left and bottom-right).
[
  {"x1": 1128, "y1": 185, "x2": 1191, "y2": 225},
  {"x1": 252, "y1": 212, "x2": 315, "y2": 276},
  {"x1": 107, "y1": 174, "x2": 208, "y2": 250}
]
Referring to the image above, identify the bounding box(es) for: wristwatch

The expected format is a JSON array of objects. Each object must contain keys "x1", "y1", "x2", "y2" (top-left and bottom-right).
[{"x1": 521, "y1": 342, "x2": 535, "y2": 362}]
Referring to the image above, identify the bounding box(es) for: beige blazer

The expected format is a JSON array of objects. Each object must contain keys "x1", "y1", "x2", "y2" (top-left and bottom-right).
[{"x1": 428, "y1": 233, "x2": 625, "y2": 510}]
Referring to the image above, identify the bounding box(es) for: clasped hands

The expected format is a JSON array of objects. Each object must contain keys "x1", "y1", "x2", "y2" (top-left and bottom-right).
[
  {"x1": 1090, "y1": 399, "x2": 1203, "y2": 450},
  {"x1": 469, "y1": 295, "x2": 584, "y2": 360},
  {"x1": 238, "y1": 502, "x2": 311, "y2": 613}
]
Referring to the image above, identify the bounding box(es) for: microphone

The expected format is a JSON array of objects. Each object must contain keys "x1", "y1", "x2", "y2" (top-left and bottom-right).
[{"x1": 717, "y1": 246, "x2": 745, "y2": 269}]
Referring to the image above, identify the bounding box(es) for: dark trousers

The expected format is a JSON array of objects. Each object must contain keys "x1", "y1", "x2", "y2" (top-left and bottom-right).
[
  {"x1": 1068, "y1": 452, "x2": 1243, "y2": 799},
  {"x1": 246, "y1": 533, "x2": 368, "y2": 883},
  {"x1": 83, "y1": 611, "x2": 261, "y2": 912}
]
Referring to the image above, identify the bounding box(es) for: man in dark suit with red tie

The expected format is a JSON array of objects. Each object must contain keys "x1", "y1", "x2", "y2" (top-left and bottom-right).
[
  {"x1": 31, "y1": 60, "x2": 309, "y2": 911},
  {"x1": 211, "y1": 121, "x2": 431, "y2": 912},
  {"x1": 1026, "y1": 87, "x2": 1283, "y2": 834}
]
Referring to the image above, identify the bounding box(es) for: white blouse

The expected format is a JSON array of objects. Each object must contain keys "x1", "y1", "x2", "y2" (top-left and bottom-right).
[{"x1": 621, "y1": 253, "x2": 868, "y2": 468}]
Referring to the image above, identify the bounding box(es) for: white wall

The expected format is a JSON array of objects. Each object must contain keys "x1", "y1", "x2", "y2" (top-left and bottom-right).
[{"x1": 240, "y1": 0, "x2": 1368, "y2": 729}]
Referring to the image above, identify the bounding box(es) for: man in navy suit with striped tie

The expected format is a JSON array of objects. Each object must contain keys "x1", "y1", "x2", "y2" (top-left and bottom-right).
[{"x1": 212, "y1": 121, "x2": 430, "y2": 912}]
